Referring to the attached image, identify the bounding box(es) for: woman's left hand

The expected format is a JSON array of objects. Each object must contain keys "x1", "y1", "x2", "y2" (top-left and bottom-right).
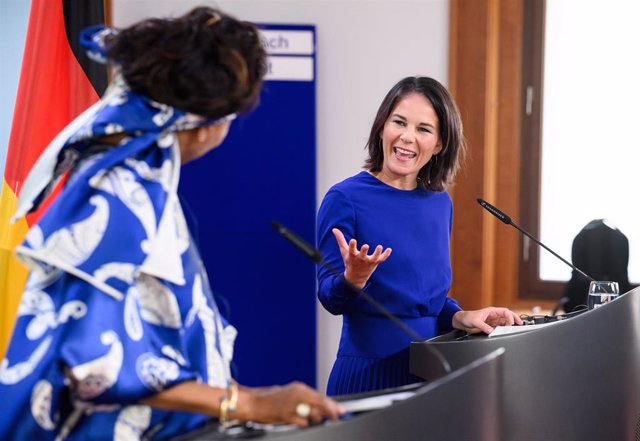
[
  {"x1": 452, "y1": 307, "x2": 523, "y2": 334},
  {"x1": 331, "y1": 228, "x2": 392, "y2": 289}
]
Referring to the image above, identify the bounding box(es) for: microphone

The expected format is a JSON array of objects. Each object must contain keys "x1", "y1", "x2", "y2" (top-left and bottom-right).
[
  {"x1": 271, "y1": 221, "x2": 323, "y2": 263},
  {"x1": 270, "y1": 220, "x2": 452, "y2": 375},
  {"x1": 477, "y1": 198, "x2": 595, "y2": 282}
]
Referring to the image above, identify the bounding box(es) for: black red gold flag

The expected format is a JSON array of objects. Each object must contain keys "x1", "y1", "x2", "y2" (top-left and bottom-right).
[{"x1": 0, "y1": 0, "x2": 107, "y2": 357}]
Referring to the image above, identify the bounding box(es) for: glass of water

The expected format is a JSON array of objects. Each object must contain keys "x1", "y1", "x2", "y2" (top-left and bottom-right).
[{"x1": 587, "y1": 281, "x2": 619, "y2": 310}]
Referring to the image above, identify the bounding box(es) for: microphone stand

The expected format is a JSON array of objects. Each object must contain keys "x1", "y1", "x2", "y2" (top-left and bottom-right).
[
  {"x1": 271, "y1": 221, "x2": 452, "y2": 377},
  {"x1": 477, "y1": 198, "x2": 595, "y2": 283},
  {"x1": 477, "y1": 198, "x2": 595, "y2": 316}
]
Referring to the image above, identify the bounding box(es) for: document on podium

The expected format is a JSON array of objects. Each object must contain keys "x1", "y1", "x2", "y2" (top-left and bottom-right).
[
  {"x1": 338, "y1": 390, "x2": 416, "y2": 413},
  {"x1": 488, "y1": 321, "x2": 561, "y2": 338},
  {"x1": 244, "y1": 390, "x2": 417, "y2": 435}
]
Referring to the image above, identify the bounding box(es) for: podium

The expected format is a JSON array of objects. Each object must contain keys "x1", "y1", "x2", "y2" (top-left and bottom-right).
[
  {"x1": 174, "y1": 348, "x2": 504, "y2": 440},
  {"x1": 411, "y1": 286, "x2": 640, "y2": 441}
]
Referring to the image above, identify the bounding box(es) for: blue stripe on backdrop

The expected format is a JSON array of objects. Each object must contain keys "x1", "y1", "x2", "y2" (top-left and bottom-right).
[
  {"x1": 178, "y1": 25, "x2": 317, "y2": 387},
  {"x1": 0, "y1": 1, "x2": 31, "y2": 177}
]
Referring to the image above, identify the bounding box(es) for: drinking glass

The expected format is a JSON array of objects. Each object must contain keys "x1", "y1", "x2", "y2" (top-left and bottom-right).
[{"x1": 587, "y1": 281, "x2": 619, "y2": 310}]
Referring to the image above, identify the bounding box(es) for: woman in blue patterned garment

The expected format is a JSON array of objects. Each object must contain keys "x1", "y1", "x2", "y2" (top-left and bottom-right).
[
  {"x1": 317, "y1": 76, "x2": 523, "y2": 395},
  {"x1": 0, "y1": 7, "x2": 342, "y2": 440}
]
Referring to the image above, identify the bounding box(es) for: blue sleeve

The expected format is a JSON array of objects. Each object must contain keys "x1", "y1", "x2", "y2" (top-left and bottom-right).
[
  {"x1": 437, "y1": 296, "x2": 462, "y2": 333},
  {"x1": 316, "y1": 188, "x2": 358, "y2": 315},
  {"x1": 0, "y1": 267, "x2": 212, "y2": 439},
  {"x1": 54, "y1": 273, "x2": 200, "y2": 404},
  {"x1": 438, "y1": 202, "x2": 462, "y2": 333}
]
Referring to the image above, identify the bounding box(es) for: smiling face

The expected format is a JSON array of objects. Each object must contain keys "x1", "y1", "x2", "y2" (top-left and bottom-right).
[{"x1": 377, "y1": 93, "x2": 442, "y2": 189}]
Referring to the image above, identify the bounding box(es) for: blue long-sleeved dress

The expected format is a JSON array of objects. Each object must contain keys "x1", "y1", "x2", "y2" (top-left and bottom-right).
[{"x1": 317, "y1": 171, "x2": 461, "y2": 395}]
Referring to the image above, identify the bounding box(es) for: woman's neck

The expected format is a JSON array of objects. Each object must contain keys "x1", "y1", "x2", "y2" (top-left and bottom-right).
[{"x1": 369, "y1": 169, "x2": 418, "y2": 191}]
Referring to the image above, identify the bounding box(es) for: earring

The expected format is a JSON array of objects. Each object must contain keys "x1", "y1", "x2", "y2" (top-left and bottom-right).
[{"x1": 426, "y1": 155, "x2": 438, "y2": 186}]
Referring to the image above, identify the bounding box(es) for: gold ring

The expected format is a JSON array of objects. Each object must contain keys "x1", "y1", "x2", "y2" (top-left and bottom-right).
[{"x1": 295, "y1": 402, "x2": 311, "y2": 418}]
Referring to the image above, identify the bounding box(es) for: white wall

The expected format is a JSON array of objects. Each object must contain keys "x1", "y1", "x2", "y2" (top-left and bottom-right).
[{"x1": 113, "y1": 0, "x2": 449, "y2": 393}]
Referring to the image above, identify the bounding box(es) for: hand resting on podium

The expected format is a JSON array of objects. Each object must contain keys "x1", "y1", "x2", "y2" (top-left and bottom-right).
[{"x1": 452, "y1": 307, "x2": 524, "y2": 334}]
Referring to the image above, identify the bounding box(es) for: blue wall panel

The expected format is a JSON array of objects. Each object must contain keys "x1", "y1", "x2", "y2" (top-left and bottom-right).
[{"x1": 178, "y1": 25, "x2": 317, "y2": 387}]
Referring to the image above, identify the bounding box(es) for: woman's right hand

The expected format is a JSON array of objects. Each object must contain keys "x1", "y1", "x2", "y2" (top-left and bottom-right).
[
  {"x1": 332, "y1": 228, "x2": 392, "y2": 289},
  {"x1": 237, "y1": 382, "x2": 345, "y2": 427},
  {"x1": 141, "y1": 380, "x2": 343, "y2": 429}
]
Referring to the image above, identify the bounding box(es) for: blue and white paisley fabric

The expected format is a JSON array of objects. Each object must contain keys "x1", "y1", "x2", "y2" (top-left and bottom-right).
[{"x1": 0, "y1": 26, "x2": 236, "y2": 440}]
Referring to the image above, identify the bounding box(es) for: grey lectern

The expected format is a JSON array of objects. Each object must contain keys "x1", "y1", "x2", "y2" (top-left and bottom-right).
[
  {"x1": 173, "y1": 348, "x2": 505, "y2": 441},
  {"x1": 411, "y1": 286, "x2": 640, "y2": 441}
]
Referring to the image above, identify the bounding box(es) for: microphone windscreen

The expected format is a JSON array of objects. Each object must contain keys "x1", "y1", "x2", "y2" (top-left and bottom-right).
[
  {"x1": 477, "y1": 198, "x2": 512, "y2": 225},
  {"x1": 271, "y1": 220, "x2": 322, "y2": 262}
]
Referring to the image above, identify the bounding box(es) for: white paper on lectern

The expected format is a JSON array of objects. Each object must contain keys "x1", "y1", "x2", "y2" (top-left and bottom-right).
[
  {"x1": 252, "y1": 390, "x2": 417, "y2": 434},
  {"x1": 339, "y1": 391, "x2": 416, "y2": 413},
  {"x1": 488, "y1": 321, "x2": 562, "y2": 338}
]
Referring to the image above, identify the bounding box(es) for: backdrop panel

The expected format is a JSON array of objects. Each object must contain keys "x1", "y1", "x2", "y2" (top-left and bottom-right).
[{"x1": 178, "y1": 24, "x2": 317, "y2": 387}]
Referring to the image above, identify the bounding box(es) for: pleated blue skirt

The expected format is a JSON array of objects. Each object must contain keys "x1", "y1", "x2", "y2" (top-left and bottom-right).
[
  {"x1": 326, "y1": 314, "x2": 438, "y2": 396},
  {"x1": 326, "y1": 352, "x2": 424, "y2": 396}
]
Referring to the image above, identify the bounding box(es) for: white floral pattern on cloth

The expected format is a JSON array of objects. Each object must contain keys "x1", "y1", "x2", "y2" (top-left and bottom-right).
[
  {"x1": 24, "y1": 195, "x2": 109, "y2": 269},
  {"x1": 31, "y1": 380, "x2": 56, "y2": 430},
  {"x1": 0, "y1": 336, "x2": 53, "y2": 385},
  {"x1": 18, "y1": 289, "x2": 87, "y2": 340},
  {"x1": 114, "y1": 406, "x2": 152, "y2": 441},
  {"x1": 89, "y1": 167, "x2": 158, "y2": 254},
  {"x1": 186, "y1": 274, "x2": 234, "y2": 388},
  {"x1": 136, "y1": 274, "x2": 182, "y2": 328},
  {"x1": 136, "y1": 353, "x2": 180, "y2": 392},
  {"x1": 0, "y1": 25, "x2": 236, "y2": 441},
  {"x1": 70, "y1": 331, "x2": 124, "y2": 400}
]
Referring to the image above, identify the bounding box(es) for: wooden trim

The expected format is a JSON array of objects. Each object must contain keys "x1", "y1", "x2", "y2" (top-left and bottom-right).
[
  {"x1": 104, "y1": 0, "x2": 112, "y2": 26},
  {"x1": 447, "y1": 0, "x2": 460, "y2": 98},
  {"x1": 449, "y1": 0, "x2": 491, "y2": 310},
  {"x1": 519, "y1": 0, "x2": 563, "y2": 300},
  {"x1": 449, "y1": 0, "x2": 525, "y2": 309},
  {"x1": 493, "y1": 0, "x2": 524, "y2": 307},
  {"x1": 481, "y1": 0, "x2": 500, "y2": 307}
]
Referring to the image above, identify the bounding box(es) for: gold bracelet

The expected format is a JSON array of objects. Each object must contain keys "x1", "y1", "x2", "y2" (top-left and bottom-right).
[
  {"x1": 219, "y1": 396, "x2": 230, "y2": 425},
  {"x1": 219, "y1": 380, "x2": 239, "y2": 428},
  {"x1": 227, "y1": 380, "x2": 239, "y2": 415}
]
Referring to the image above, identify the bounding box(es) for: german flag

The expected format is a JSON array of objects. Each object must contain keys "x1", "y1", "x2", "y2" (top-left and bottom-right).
[{"x1": 0, "y1": 0, "x2": 108, "y2": 358}]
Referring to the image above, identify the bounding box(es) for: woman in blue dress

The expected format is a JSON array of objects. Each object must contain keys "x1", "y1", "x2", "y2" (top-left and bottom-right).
[
  {"x1": 0, "y1": 7, "x2": 342, "y2": 440},
  {"x1": 317, "y1": 76, "x2": 523, "y2": 395}
]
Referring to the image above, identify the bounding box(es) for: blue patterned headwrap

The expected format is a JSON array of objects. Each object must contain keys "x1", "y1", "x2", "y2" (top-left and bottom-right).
[
  {"x1": 12, "y1": 26, "x2": 234, "y2": 300},
  {"x1": 13, "y1": 25, "x2": 232, "y2": 221}
]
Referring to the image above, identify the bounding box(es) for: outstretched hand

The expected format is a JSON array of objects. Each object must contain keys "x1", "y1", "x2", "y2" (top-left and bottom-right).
[
  {"x1": 332, "y1": 228, "x2": 392, "y2": 289},
  {"x1": 452, "y1": 307, "x2": 523, "y2": 334}
]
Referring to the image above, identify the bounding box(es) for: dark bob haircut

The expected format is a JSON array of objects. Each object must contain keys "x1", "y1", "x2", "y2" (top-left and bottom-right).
[
  {"x1": 364, "y1": 76, "x2": 467, "y2": 191},
  {"x1": 107, "y1": 7, "x2": 267, "y2": 120}
]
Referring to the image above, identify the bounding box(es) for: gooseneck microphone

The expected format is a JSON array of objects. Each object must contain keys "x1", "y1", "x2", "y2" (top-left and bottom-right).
[
  {"x1": 271, "y1": 220, "x2": 452, "y2": 375},
  {"x1": 271, "y1": 221, "x2": 323, "y2": 263},
  {"x1": 271, "y1": 221, "x2": 422, "y2": 341},
  {"x1": 477, "y1": 198, "x2": 595, "y2": 282}
]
